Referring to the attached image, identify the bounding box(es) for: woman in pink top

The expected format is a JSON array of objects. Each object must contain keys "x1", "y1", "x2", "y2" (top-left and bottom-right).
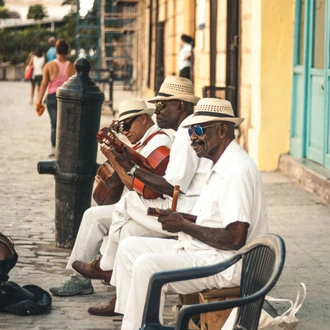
[{"x1": 37, "y1": 39, "x2": 75, "y2": 157}]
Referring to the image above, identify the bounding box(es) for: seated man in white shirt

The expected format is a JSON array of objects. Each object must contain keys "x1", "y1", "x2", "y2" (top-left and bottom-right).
[
  {"x1": 106, "y1": 97, "x2": 269, "y2": 330},
  {"x1": 50, "y1": 99, "x2": 172, "y2": 296}
]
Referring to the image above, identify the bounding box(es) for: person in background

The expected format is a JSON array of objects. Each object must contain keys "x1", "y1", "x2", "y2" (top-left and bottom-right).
[
  {"x1": 178, "y1": 34, "x2": 193, "y2": 80},
  {"x1": 46, "y1": 37, "x2": 57, "y2": 62},
  {"x1": 36, "y1": 39, "x2": 75, "y2": 158},
  {"x1": 27, "y1": 48, "x2": 45, "y2": 105}
]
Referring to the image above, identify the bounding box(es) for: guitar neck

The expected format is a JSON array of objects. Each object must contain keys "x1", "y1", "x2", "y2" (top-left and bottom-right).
[
  {"x1": 125, "y1": 145, "x2": 153, "y2": 170},
  {"x1": 97, "y1": 127, "x2": 153, "y2": 170}
]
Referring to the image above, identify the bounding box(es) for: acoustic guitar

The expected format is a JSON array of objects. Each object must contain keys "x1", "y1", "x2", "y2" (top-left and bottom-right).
[
  {"x1": 92, "y1": 161, "x2": 124, "y2": 205},
  {"x1": 93, "y1": 126, "x2": 170, "y2": 204}
]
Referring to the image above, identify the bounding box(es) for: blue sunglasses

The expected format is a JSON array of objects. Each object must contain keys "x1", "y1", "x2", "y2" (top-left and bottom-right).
[{"x1": 188, "y1": 123, "x2": 221, "y2": 137}]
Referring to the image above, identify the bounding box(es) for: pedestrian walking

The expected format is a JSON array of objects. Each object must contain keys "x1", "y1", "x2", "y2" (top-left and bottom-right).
[
  {"x1": 46, "y1": 37, "x2": 57, "y2": 62},
  {"x1": 36, "y1": 39, "x2": 75, "y2": 158}
]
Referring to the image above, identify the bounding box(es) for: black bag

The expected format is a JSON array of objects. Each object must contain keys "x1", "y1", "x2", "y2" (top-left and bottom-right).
[
  {"x1": 0, "y1": 281, "x2": 52, "y2": 316},
  {"x1": 0, "y1": 232, "x2": 52, "y2": 316},
  {"x1": 0, "y1": 232, "x2": 18, "y2": 282}
]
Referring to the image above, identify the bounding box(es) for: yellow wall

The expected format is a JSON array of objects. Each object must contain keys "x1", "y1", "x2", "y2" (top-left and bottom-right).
[
  {"x1": 248, "y1": 0, "x2": 294, "y2": 170},
  {"x1": 142, "y1": 0, "x2": 294, "y2": 171},
  {"x1": 239, "y1": 1, "x2": 252, "y2": 151}
]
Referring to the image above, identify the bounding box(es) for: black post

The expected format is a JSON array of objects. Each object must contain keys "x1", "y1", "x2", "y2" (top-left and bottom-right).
[
  {"x1": 210, "y1": 0, "x2": 218, "y2": 96},
  {"x1": 37, "y1": 58, "x2": 105, "y2": 248},
  {"x1": 109, "y1": 68, "x2": 114, "y2": 113}
]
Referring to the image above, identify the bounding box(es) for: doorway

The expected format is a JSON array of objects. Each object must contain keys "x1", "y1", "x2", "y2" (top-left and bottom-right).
[{"x1": 291, "y1": 0, "x2": 330, "y2": 169}]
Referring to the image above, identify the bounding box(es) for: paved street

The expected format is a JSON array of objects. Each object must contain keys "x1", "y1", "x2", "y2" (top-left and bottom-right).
[{"x1": 0, "y1": 80, "x2": 329, "y2": 329}]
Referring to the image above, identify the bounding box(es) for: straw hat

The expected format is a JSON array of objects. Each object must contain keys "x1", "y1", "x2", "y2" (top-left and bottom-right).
[
  {"x1": 183, "y1": 98, "x2": 244, "y2": 127},
  {"x1": 118, "y1": 99, "x2": 154, "y2": 121},
  {"x1": 148, "y1": 76, "x2": 200, "y2": 105}
]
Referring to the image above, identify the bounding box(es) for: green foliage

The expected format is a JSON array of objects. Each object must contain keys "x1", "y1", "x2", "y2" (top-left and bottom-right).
[
  {"x1": 0, "y1": 0, "x2": 99, "y2": 66},
  {"x1": 0, "y1": 27, "x2": 50, "y2": 64},
  {"x1": 62, "y1": 0, "x2": 76, "y2": 5},
  {"x1": 56, "y1": 10, "x2": 77, "y2": 47},
  {"x1": 27, "y1": 4, "x2": 48, "y2": 21},
  {"x1": 0, "y1": 21, "x2": 79, "y2": 65},
  {"x1": 0, "y1": 0, "x2": 5, "y2": 7},
  {"x1": 0, "y1": 6, "x2": 9, "y2": 19}
]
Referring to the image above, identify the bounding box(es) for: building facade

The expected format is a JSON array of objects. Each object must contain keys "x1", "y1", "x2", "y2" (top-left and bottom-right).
[{"x1": 132, "y1": 0, "x2": 294, "y2": 172}]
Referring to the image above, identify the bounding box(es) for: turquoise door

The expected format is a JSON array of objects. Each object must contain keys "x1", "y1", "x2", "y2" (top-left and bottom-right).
[{"x1": 291, "y1": 0, "x2": 330, "y2": 169}]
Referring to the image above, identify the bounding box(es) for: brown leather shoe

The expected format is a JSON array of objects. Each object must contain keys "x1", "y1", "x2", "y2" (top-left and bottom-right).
[
  {"x1": 72, "y1": 257, "x2": 112, "y2": 282},
  {"x1": 88, "y1": 297, "x2": 121, "y2": 316}
]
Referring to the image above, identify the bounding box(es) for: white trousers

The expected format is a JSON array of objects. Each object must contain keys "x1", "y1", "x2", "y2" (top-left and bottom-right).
[
  {"x1": 112, "y1": 236, "x2": 240, "y2": 330},
  {"x1": 100, "y1": 190, "x2": 192, "y2": 270},
  {"x1": 67, "y1": 189, "x2": 191, "y2": 272},
  {"x1": 66, "y1": 205, "x2": 114, "y2": 270}
]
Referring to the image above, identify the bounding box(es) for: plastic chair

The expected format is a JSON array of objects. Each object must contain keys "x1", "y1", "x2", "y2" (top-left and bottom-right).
[{"x1": 139, "y1": 234, "x2": 286, "y2": 330}]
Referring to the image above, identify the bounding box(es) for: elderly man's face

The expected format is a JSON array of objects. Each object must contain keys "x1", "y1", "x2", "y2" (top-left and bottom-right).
[
  {"x1": 120, "y1": 115, "x2": 146, "y2": 145},
  {"x1": 189, "y1": 121, "x2": 223, "y2": 160},
  {"x1": 154, "y1": 100, "x2": 180, "y2": 129}
]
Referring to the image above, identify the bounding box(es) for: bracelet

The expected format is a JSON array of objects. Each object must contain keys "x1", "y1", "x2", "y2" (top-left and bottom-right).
[{"x1": 127, "y1": 164, "x2": 140, "y2": 177}]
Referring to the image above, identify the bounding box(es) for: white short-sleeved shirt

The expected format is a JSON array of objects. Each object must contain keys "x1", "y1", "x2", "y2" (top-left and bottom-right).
[
  {"x1": 33, "y1": 56, "x2": 45, "y2": 76},
  {"x1": 178, "y1": 43, "x2": 192, "y2": 71},
  {"x1": 175, "y1": 140, "x2": 269, "y2": 257}
]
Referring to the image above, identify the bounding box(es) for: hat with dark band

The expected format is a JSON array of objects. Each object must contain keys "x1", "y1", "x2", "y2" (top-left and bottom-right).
[
  {"x1": 148, "y1": 76, "x2": 200, "y2": 105},
  {"x1": 118, "y1": 99, "x2": 154, "y2": 122},
  {"x1": 183, "y1": 98, "x2": 244, "y2": 127}
]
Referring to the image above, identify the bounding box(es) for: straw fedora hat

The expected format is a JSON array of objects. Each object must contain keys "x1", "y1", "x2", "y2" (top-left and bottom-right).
[
  {"x1": 148, "y1": 76, "x2": 200, "y2": 105},
  {"x1": 118, "y1": 99, "x2": 154, "y2": 122},
  {"x1": 183, "y1": 98, "x2": 244, "y2": 127}
]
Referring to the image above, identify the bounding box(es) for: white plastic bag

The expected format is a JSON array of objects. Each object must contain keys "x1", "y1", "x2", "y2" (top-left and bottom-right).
[
  {"x1": 259, "y1": 283, "x2": 307, "y2": 329},
  {"x1": 221, "y1": 283, "x2": 307, "y2": 330}
]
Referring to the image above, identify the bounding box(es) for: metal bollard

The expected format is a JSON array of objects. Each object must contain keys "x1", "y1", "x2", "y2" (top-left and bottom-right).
[{"x1": 37, "y1": 58, "x2": 105, "y2": 248}]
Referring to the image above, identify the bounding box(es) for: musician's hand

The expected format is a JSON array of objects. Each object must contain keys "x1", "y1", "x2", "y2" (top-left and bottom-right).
[
  {"x1": 111, "y1": 145, "x2": 134, "y2": 171},
  {"x1": 100, "y1": 145, "x2": 116, "y2": 164},
  {"x1": 156, "y1": 208, "x2": 186, "y2": 233}
]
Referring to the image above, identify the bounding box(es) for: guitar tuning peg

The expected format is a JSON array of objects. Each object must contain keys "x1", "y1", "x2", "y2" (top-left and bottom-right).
[{"x1": 110, "y1": 120, "x2": 121, "y2": 134}]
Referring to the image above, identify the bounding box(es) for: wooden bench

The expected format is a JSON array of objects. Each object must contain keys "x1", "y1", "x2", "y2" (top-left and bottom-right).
[{"x1": 179, "y1": 286, "x2": 240, "y2": 330}]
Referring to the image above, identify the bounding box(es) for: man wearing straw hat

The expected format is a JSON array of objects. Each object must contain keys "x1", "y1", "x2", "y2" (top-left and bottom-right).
[
  {"x1": 108, "y1": 98, "x2": 268, "y2": 329},
  {"x1": 84, "y1": 76, "x2": 212, "y2": 315},
  {"x1": 50, "y1": 99, "x2": 172, "y2": 296}
]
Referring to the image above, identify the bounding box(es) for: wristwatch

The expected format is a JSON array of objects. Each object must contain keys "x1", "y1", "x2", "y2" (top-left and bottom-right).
[{"x1": 127, "y1": 164, "x2": 140, "y2": 177}]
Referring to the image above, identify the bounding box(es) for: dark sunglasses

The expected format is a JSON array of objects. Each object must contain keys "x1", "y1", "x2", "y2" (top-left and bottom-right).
[
  {"x1": 188, "y1": 123, "x2": 221, "y2": 137},
  {"x1": 155, "y1": 100, "x2": 178, "y2": 110},
  {"x1": 120, "y1": 116, "x2": 139, "y2": 133}
]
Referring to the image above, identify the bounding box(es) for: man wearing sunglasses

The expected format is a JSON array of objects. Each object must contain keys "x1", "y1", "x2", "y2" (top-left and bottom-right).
[
  {"x1": 85, "y1": 76, "x2": 213, "y2": 316},
  {"x1": 50, "y1": 99, "x2": 172, "y2": 297},
  {"x1": 110, "y1": 98, "x2": 268, "y2": 329}
]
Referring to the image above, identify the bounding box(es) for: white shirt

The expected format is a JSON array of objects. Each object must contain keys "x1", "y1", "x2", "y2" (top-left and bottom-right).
[
  {"x1": 175, "y1": 140, "x2": 269, "y2": 256},
  {"x1": 178, "y1": 42, "x2": 192, "y2": 71},
  {"x1": 135, "y1": 124, "x2": 172, "y2": 157},
  {"x1": 32, "y1": 56, "x2": 45, "y2": 76}
]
